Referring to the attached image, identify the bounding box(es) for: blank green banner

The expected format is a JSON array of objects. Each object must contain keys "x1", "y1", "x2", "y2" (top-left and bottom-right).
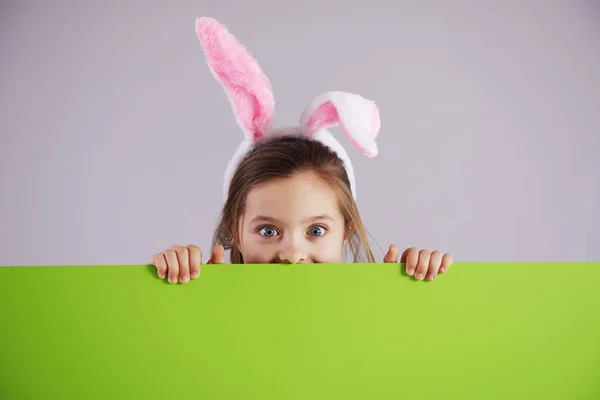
[{"x1": 1, "y1": 262, "x2": 599, "y2": 399}]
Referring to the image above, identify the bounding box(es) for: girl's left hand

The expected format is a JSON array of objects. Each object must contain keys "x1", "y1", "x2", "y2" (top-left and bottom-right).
[{"x1": 384, "y1": 245, "x2": 453, "y2": 281}]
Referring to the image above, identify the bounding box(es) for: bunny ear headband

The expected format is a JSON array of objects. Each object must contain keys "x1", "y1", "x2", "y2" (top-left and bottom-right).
[{"x1": 194, "y1": 17, "x2": 380, "y2": 201}]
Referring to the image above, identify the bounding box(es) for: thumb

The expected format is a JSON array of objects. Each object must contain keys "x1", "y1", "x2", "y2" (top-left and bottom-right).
[
  {"x1": 383, "y1": 244, "x2": 398, "y2": 263},
  {"x1": 207, "y1": 244, "x2": 226, "y2": 264}
]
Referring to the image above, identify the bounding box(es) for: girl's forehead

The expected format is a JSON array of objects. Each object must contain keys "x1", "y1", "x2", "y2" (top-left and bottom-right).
[{"x1": 243, "y1": 174, "x2": 343, "y2": 221}]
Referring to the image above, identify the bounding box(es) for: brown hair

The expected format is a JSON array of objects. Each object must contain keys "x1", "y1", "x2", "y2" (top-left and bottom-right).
[{"x1": 211, "y1": 136, "x2": 376, "y2": 263}]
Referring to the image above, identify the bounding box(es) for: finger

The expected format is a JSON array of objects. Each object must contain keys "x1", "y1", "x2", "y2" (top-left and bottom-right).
[
  {"x1": 172, "y1": 245, "x2": 190, "y2": 284},
  {"x1": 207, "y1": 244, "x2": 226, "y2": 264},
  {"x1": 383, "y1": 245, "x2": 398, "y2": 263},
  {"x1": 152, "y1": 253, "x2": 168, "y2": 279},
  {"x1": 163, "y1": 249, "x2": 179, "y2": 284},
  {"x1": 426, "y1": 251, "x2": 443, "y2": 281},
  {"x1": 439, "y1": 253, "x2": 454, "y2": 273},
  {"x1": 187, "y1": 244, "x2": 202, "y2": 279},
  {"x1": 414, "y1": 249, "x2": 431, "y2": 280},
  {"x1": 401, "y1": 247, "x2": 419, "y2": 276}
]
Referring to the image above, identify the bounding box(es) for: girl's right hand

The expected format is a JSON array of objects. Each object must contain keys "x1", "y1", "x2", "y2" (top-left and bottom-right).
[{"x1": 148, "y1": 244, "x2": 226, "y2": 284}]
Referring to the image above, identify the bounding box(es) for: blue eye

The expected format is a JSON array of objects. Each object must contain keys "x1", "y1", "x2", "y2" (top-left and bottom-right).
[
  {"x1": 259, "y1": 226, "x2": 278, "y2": 237},
  {"x1": 308, "y1": 226, "x2": 326, "y2": 237}
]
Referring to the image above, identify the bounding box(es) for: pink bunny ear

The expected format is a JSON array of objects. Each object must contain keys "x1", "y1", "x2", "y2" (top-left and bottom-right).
[
  {"x1": 300, "y1": 91, "x2": 380, "y2": 157},
  {"x1": 195, "y1": 17, "x2": 274, "y2": 143}
]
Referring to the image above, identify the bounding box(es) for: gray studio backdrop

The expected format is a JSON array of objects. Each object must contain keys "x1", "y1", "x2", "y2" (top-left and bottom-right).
[{"x1": 1, "y1": 0, "x2": 598, "y2": 266}]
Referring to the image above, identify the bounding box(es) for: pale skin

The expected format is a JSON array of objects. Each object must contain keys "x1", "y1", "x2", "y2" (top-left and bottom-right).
[{"x1": 149, "y1": 172, "x2": 453, "y2": 284}]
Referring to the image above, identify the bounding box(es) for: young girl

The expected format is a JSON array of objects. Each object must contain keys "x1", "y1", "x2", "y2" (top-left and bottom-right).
[{"x1": 149, "y1": 17, "x2": 453, "y2": 284}]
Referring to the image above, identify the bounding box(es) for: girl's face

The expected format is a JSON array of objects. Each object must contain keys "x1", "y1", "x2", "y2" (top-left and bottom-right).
[{"x1": 238, "y1": 172, "x2": 346, "y2": 264}]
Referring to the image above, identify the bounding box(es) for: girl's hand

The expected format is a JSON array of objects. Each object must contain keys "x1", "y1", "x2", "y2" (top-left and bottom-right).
[
  {"x1": 384, "y1": 245, "x2": 453, "y2": 281},
  {"x1": 148, "y1": 244, "x2": 226, "y2": 284}
]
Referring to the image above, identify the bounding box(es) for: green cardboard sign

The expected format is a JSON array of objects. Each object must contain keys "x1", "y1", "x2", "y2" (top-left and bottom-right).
[{"x1": 1, "y1": 262, "x2": 599, "y2": 399}]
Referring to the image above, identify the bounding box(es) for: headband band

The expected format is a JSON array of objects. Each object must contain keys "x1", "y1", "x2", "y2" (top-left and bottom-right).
[{"x1": 194, "y1": 17, "x2": 381, "y2": 201}]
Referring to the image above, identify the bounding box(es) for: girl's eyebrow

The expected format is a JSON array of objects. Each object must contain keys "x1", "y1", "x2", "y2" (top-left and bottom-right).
[
  {"x1": 302, "y1": 215, "x2": 335, "y2": 223},
  {"x1": 250, "y1": 215, "x2": 335, "y2": 224},
  {"x1": 250, "y1": 216, "x2": 282, "y2": 224}
]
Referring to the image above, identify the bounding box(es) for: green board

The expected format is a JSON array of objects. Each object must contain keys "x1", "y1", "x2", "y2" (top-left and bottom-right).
[{"x1": 1, "y1": 262, "x2": 599, "y2": 399}]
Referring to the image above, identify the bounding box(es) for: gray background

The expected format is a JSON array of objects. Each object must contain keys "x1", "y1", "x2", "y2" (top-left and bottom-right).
[{"x1": 1, "y1": 0, "x2": 598, "y2": 266}]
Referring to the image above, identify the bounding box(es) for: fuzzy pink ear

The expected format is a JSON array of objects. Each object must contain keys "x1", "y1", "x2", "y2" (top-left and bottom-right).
[
  {"x1": 195, "y1": 17, "x2": 274, "y2": 143},
  {"x1": 300, "y1": 91, "x2": 380, "y2": 157}
]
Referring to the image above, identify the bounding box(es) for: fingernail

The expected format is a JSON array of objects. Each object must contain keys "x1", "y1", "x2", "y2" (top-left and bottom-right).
[
  {"x1": 158, "y1": 272, "x2": 164, "y2": 279},
  {"x1": 429, "y1": 273, "x2": 436, "y2": 280},
  {"x1": 416, "y1": 273, "x2": 424, "y2": 280},
  {"x1": 169, "y1": 276, "x2": 177, "y2": 284},
  {"x1": 181, "y1": 275, "x2": 189, "y2": 284},
  {"x1": 407, "y1": 269, "x2": 414, "y2": 276},
  {"x1": 191, "y1": 272, "x2": 199, "y2": 279},
  {"x1": 440, "y1": 267, "x2": 446, "y2": 273}
]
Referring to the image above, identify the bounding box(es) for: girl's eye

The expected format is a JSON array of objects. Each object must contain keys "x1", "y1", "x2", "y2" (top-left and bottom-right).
[
  {"x1": 258, "y1": 226, "x2": 279, "y2": 237},
  {"x1": 308, "y1": 225, "x2": 327, "y2": 237}
]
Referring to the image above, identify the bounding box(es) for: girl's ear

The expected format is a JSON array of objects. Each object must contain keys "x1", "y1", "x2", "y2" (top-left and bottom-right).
[
  {"x1": 344, "y1": 225, "x2": 354, "y2": 241},
  {"x1": 195, "y1": 17, "x2": 275, "y2": 144}
]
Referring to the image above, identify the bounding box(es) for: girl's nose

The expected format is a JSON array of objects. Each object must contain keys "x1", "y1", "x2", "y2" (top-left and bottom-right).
[{"x1": 277, "y1": 234, "x2": 308, "y2": 264}]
